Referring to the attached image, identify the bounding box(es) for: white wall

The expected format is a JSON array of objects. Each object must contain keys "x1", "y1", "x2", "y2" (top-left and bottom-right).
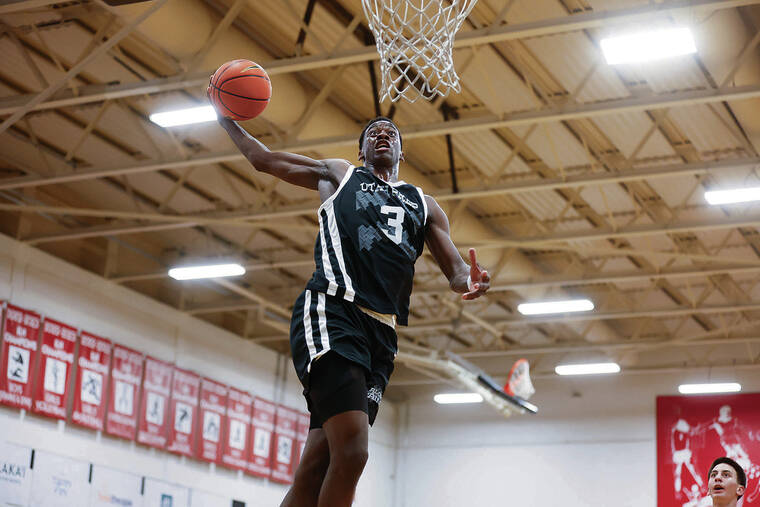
[
  {"x1": 0, "y1": 233, "x2": 397, "y2": 506},
  {"x1": 394, "y1": 369, "x2": 760, "y2": 507}
]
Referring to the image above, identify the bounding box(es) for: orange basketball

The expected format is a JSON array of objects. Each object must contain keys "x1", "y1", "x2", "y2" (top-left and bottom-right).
[{"x1": 208, "y1": 59, "x2": 271, "y2": 121}]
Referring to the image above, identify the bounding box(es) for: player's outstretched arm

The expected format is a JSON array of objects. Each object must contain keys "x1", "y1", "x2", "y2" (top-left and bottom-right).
[
  {"x1": 215, "y1": 116, "x2": 349, "y2": 190},
  {"x1": 424, "y1": 196, "x2": 490, "y2": 300}
]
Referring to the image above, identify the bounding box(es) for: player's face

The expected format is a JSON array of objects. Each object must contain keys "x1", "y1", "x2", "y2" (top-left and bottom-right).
[
  {"x1": 360, "y1": 121, "x2": 403, "y2": 166},
  {"x1": 709, "y1": 464, "x2": 745, "y2": 502}
]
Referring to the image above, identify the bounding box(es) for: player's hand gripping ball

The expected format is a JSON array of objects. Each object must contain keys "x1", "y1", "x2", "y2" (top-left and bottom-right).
[{"x1": 207, "y1": 59, "x2": 271, "y2": 121}]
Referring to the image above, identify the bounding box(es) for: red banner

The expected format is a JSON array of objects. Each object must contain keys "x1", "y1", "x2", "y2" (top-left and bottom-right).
[
  {"x1": 166, "y1": 367, "x2": 200, "y2": 457},
  {"x1": 137, "y1": 356, "x2": 173, "y2": 449},
  {"x1": 105, "y1": 344, "x2": 143, "y2": 440},
  {"x1": 657, "y1": 392, "x2": 760, "y2": 506},
  {"x1": 220, "y1": 387, "x2": 252, "y2": 471},
  {"x1": 270, "y1": 405, "x2": 298, "y2": 484},
  {"x1": 196, "y1": 377, "x2": 227, "y2": 463},
  {"x1": 71, "y1": 331, "x2": 111, "y2": 430},
  {"x1": 0, "y1": 303, "x2": 41, "y2": 410},
  {"x1": 31, "y1": 318, "x2": 77, "y2": 419},
  {"x1": 293, "y1": 412, "x2": 310, "y2": 473},
  {"x1": 247, "y1": 396, "x2": 276, "y2": 478}
]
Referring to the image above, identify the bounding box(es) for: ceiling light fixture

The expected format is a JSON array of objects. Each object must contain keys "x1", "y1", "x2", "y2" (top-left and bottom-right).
[
  {"x1": 518, "y1": 299, "x2": 594, "y2": 316},
  {"x1": 168, "y1": 263, "x2": 245, "y2": 280},
  {"x1": 705, "y1": 187, "x2": 760, "y2": 205},
  {"x1": 150, "y1": 105, "x2": 217, "y2": 127},
  {"x1": 555, "y1": 362, "x2": 621, "y2": 376},
  {"x1": 433, "y1": 393, "x2": 484, "y2": 404},
  {"x1": 678, "y1": 383, "x2": 741, "y2": 395},
  {"x1": 601, "y1": 27, "x2": 696, "y2": 65}
]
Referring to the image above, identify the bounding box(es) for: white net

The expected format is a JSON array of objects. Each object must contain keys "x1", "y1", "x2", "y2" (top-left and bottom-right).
[{"x1": 361, "y1": 0, "x2": 478, "y2": 103}]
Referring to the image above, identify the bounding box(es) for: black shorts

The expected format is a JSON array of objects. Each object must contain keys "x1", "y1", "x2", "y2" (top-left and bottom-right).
[{"x1": 289, "y1": 289, "x2": 397, "y2": 428}]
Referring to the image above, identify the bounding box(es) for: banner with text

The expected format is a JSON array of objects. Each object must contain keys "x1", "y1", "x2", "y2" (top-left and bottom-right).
[
  {"x1": 137, "y1": 356, "x2": 173, "y2": 449},
  {"x1": 0, "y1": 441, "x2": 33, "y2": 506},
  {"x1": 29, "y1": 450, "x2": 90, "y2": 507},
  {"x1": 105, "y1": 344, "x2": 143, "y2": 440},
  {"x1": 293, "y1": 411, "x2": 310, "y2": 474},
  {"x1": 71, "y1": 331, "x2": 111, "y2": 430},
  {"x1": 270, "y1": 405, "x2": 298, "y2": 484},
  {"x1": 88, "y1": 465, "x2": 142, "y2": 507},
  {"x1": 167, "y1": 367, "x2": 201, "y2": 457},
  {"x1": 197, "y1": 377, "x2": 227, "y2": 464},
  {"x1": 32, "y1": 318, "x2": 77, "y2": 419},
  {"x1": 0, "y1": 303, "x2": 41, "y2": 410},
  {"x1": 247, "y1": 396, "x2": 276, "y2": 478},
  {"x1": 220, "y1": 387, "x2": 252, "y2": 471}
]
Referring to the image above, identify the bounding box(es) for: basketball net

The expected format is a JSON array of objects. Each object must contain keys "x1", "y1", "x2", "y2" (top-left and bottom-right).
[{"x1": 361, "y1": 0, "x2": 478, "y2": 103}]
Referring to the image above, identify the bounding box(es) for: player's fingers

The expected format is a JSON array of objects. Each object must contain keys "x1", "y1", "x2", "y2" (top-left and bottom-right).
[
  {"x1": 469, "y1": 248, "x2": 478, "y2": 267},
  {"x1": 480, "y1": 270, "x2": 490, "y2": 283}
]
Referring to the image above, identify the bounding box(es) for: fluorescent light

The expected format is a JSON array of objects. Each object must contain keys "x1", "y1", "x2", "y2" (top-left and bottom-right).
[
  {"x1": 555, "y1": 362, "x2": 620, "y2": 376},
  {"x1": 150, "y1": 106, "x2": 217, "y2": 127},
  {"x1": 705, "y1": 187, "x2": 760, "y2": 205},
  {"x1": 518, "y1": 299, "x2": 594, "y2": 315},
  {"x1": 601, "y1": 27, "x2": 696, "y2": 64},
  {"x1": 168, "y1": 263, "x2": 245, "y2": 280},
  {"x1": 433, "y1": 393, "x2": 483, "y2": 404},
  {"x1": 678, "y1": 383, "x2": 741, "y2": 394}
]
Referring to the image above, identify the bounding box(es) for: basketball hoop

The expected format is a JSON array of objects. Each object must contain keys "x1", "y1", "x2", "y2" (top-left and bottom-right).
[{"x1": 361, "y1": 0, "x2": 478, "y2": 103}]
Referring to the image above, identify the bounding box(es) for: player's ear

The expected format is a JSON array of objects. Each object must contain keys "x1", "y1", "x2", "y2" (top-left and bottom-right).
[
  {"x1": 400, "y1": 151, "x2": 405, "y2": 162},
  {"x1": 737, "y1": 484, "x2": 745, "y2": 497},
  {"x1": 358, "y1": 147, "x2": 365, "y2": 161}
]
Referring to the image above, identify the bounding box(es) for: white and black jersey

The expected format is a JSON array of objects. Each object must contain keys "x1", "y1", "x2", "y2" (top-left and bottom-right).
[{"x1": 305, "y1": 165, "x2": 428, "y2": 326}]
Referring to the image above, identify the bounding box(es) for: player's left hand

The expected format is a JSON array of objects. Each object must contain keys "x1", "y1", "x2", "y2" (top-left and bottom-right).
[{"x1": 463, "y1": 248, "x2": 490, "y2": 300}]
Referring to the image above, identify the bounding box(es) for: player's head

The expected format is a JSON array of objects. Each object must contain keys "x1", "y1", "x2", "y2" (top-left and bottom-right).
[
  {"x1": 708, "y1": 457, "x2": 746, "y2": 502},
  {"x1": 358, "y1": 116, "x2": 404, "y2": 167},
  {"x1": 718, "y1": 405, "x2": 732, "y2": 423}
]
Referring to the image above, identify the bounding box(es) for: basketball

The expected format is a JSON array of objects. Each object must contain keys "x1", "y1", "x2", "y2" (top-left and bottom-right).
[{"x1": 208, "y1": 59, "x2": 271, "y2": 121}]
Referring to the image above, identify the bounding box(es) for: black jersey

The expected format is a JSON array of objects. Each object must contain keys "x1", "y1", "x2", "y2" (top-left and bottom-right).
[{"x1": 305, "y1": 165, "x2": 428, "y2": 325}]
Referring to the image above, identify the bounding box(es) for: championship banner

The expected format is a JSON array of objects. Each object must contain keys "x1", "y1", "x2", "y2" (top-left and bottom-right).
[
  {"x1": 29, "y1": 450, "x2": 90, "y2": 507},
  {"x1": 105, "y1": 344, "x2": 143, "y2": 440},
  {"x1": 0, "y1": 303, "x2": 41, "y2": 410},
  {"x1": 31, "y1": 317, "x2": 77, "y2": 419},
  {"x1": 137, "y1": 356, "x2": 173, "y2": 449},
  {"x1": 143, "y1": 478, "x2": 189, "y2": 507},
  {"x1": 166, "y1": 367, "x2": 201, "y2": 457},
  {"x1": 0, "y1": 441, "x2": 33, "y2": 506},
  {"x1": 657, "y1": 392, "x2": 760, "y2": 506},
  {"x1": 247, "y1": 396, "x2": 276, "y2": 478},
  {"x1": 196, "y1": 377, "x2": 227, "y2": 463},
  {"x1": 71, "y1": 331, "x2": 111, "y2": 430},
  {"x1": 293, "y1": 411, "x2": 310, "y2": 473},
  {"x1": 270, "y1": 405, "x2": 298, "y2": 484},
  {"x1": 88, "y1": 465, "x2": 142, "y2": 507},
  {"x1": 220, "y1": 387, "x2": 252, "y2": 471}
]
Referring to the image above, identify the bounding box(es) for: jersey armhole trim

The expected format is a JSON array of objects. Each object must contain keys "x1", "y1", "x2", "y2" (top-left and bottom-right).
[
  {"x1": 417, "y1": 187, "x2": 429, "y2": 226},
  {"x1": 317, "y1": 164, "x2": 354, "y2": 214}
]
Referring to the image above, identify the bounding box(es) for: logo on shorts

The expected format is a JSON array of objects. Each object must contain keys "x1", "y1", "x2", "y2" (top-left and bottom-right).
[{"x1": 367, "y1": 386, "x2": 382, "y2": 404}]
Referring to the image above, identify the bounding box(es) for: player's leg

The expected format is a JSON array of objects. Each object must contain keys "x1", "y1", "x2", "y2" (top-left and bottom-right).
[
  {"x1": 319, "y1": 410, "x2": 369, "y2": 507},
  {"x1": 280, "y1": 427, "x2": 330, "y2": 507},
  {"x1": 306, "y1": 351, "x2": 371, "y2": 507}
]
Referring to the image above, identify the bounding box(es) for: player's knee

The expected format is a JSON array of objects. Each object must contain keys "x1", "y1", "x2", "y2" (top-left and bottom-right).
[
  {"x1": 332, "y1": 441, "x2": 368, "y2": 474},
  {"x1": 296, "y1": 452, "x2": 330, "y2": 485}
]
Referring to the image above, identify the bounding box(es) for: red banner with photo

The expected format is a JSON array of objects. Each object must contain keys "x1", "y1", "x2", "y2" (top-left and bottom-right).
[
  {"x1": 657, "y1": 392, "x2": 760, "y2": 507},
  {"x1": 105, "y1": 344, "x2": 143, "y2": 440},
  {"x1": 166, "y1": 367, "x2": 200, "y2": 457},
  {"x1": 0, "y1": 303, "x2": 41, "y2": 410},
  {"x1": 137, "y1": 356, "x2": 173, "y2": 449},
  {"x1": 247, "y1": 396, "x2": 276, "y2": 478},
  {"x1": 196, "y1": 377, "x2": 227, "y2": 463},
  {"x1": 71, "y1": 331, "x2": 111, "y2": 430},
  {"x1": 31, "y1": 318, "x2": 77, "y2": 419},
  {"x1": 292, "y1": 411, "x2": 310, "y2": 473},
  {"x1": 220, "y1": 387, "x2": 252, "y2": 471},
  {"x1": 270, "y1": 405, "x2": 298, "y2": 484}
]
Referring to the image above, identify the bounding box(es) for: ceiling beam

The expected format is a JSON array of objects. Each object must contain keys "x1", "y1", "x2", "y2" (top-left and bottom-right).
[
  {"x1": 0, "y1": 0, "x2": 60, "y2": 14},
  {"x1": 0, "y1": 0, "x2": 757, "y2": 114}
]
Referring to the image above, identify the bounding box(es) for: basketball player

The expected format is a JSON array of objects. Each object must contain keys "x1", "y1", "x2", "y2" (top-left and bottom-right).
[
  {"x1": 215, "y1": 114, "x2": 490, "y2": 506},
  {"x1": 708, "y1": 457, "x2": 746, "y2": 507}
]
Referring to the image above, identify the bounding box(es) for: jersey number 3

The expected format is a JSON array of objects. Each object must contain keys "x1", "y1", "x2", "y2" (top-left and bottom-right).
[{"x1": 381, "y1": 205, "x2": 405, "y2": 245}]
